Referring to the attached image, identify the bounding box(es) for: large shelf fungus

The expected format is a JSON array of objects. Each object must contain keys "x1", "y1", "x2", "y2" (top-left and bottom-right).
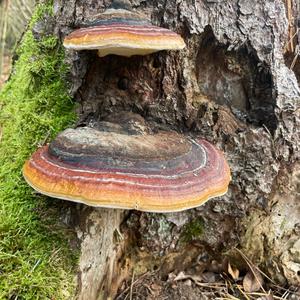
[
  {"x1": 23, "y1": 113, "x2": 230, "y2": 212},
  {"x1": 63, "y1": 2, "x2": 186, "y2": 57}
]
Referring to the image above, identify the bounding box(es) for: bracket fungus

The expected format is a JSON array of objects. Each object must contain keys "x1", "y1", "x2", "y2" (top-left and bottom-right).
[
  {"x1": 23, "y1": 114, "x2": 230, "y2": 212},
  {"x1": 63, "y1": 2, "x2": 186, "y2": 57}
]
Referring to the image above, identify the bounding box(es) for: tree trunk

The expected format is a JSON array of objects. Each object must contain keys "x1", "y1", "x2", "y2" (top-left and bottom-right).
[{"x1": 34, "y1": 0, "x2": 299, "y2": 298}]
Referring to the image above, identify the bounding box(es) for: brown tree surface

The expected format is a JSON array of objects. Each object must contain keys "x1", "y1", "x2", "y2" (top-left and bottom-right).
[{"x1": 32, "y1": 0, "x2": 299, "y2": 299}]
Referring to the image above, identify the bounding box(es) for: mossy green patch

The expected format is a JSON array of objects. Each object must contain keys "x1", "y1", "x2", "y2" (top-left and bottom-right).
[
  {"x1": 181, "y1": 217, "x2": 205, "y2": 243},
  {"x1": 0, "y1": 3, "x2": 77, "y2": 299}
]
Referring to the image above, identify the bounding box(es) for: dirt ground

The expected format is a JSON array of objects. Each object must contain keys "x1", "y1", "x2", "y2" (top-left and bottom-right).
[
  {"x1": 0, "y1": 55, "x2": 11, "y2": 88},
  {"x1": 116, "y1": 270, "x2": 300, "y2": 300}
]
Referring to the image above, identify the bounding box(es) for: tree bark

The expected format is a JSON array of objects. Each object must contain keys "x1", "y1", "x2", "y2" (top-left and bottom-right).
[{"x1": 34, "y1": 0, "x2": 300, "y2": 298}]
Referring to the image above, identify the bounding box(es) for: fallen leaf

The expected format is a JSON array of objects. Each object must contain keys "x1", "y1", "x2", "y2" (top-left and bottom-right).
[
  {"x1": 265, "y1": 291, "x2": 274, "y2": 300},
  {"x1": 174, "y1": 271, "x2": 203, "y2": 284},
  {"x1": 168, "y1": 272, "x2": 176, "y2": 281},
  {"x1": 184, "y1": 279, "x2": 192, "y2": 286},
  {"x1": 256, "y1": 292, "x2": 274, "y2": 300},
  {"x1": 228, "y1": 262, "x2": 240, "y2": 280},
  {"x1": 243, "y1": 269, "x2": 264, "y2": 292},
  {"x1": 174, "y1": 271, "x2": 188, "y2": 281},
  {"x1": 150, "y1": 283, "x2": 162, "y2": 292}
]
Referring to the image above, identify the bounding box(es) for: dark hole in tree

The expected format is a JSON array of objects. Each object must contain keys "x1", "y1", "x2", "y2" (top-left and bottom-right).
[
  {"x1": 118, "y1": 77, "x2": 129, "y2": 90},
  {"x1": 196, "y1": 26, "x2": 277, "y2": 134},
  {"x1": 76, "y1": 51, "x2": 161, "y2": 125},
  {"x1": 152, "y1": 54, "x2": 161, "y2": 69}
]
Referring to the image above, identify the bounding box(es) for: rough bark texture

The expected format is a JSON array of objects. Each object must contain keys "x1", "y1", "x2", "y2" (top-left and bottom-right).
[{"x1": 35, "y1": 0, "x2": 300, "y2": 298}]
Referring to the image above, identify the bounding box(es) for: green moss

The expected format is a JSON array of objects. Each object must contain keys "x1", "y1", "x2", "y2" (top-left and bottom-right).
[
  {"x1": 0, "y1": 3, "x2": 77, "y2": 299},
  {"x1": 181, "y1": 217, "x2": 205, "y2": 243}
]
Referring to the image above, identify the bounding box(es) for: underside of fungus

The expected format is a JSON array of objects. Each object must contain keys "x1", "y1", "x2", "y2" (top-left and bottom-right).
[
  {"x1": 63, "y1": 5, "x2": 186, "y2": 57},
  {"x1": 23, "y1": 113, "x2": 230, "y2": 212}
]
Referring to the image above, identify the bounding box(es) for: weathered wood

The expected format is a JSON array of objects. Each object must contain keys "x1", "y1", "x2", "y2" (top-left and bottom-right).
[{"x1": 76, "y1": 208, "x2": 123, "y2": 300}]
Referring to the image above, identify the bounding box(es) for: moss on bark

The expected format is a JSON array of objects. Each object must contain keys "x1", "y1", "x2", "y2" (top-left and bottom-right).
[
  {"x1": 180, "y1": 217, "x2": 205, "y2": 243},
  {"x1": 0, "y1": 3, "x2": 77, "y2": 299}
]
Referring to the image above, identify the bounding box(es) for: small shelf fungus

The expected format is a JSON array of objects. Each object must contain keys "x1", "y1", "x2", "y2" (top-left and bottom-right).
[
  {"x1": 23, "y1": 113, "x2": 230, "y2": 212},
  {"x1": 63, "y1": 1, "x2": 186, "y2": 57}
]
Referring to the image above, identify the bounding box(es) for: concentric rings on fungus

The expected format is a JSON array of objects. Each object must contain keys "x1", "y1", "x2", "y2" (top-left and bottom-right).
[
  {"x1": 63, "y1": 5, "x2": 186, "y2": 57},
  {"x1": 23, "y1": 116, "x2": 230, "y2": 212}
]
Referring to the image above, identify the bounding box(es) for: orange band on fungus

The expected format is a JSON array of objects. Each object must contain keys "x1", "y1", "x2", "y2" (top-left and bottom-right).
[
  {"x1": 23, "y1": 116, "x2": 230, "y2": 212},
  {"x1": 63, "y1": 7, "x2": 185, "y2": 57}
]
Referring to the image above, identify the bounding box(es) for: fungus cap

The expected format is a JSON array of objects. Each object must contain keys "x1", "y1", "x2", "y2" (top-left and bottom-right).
[
  {"x1": 23, "y1": 120, "x2": 230, "y2": 212},
  {"x1": 63, "y1": 6, "x2": 186, "y2": 57}
]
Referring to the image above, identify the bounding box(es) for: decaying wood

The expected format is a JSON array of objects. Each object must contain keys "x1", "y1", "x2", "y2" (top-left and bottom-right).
[
  {"x1": 31, "y1": 0, "x2": 300, "y2": 298},
  {"x1": 76, "y1": 208, "x2": 123, "y2": 300}
]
